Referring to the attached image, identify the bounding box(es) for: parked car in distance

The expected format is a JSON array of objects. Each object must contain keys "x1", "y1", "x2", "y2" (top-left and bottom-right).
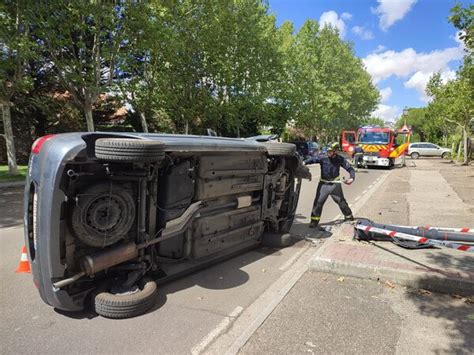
[
  {"x1": 24, "y1": 132, "x2": 310, "y2": 319},
  {"x1": 408, "y1": 142, "x2": 451, "y2": 159},
  {"x1": 288, "y1": 141, "x2": 319, "y2": 159}
]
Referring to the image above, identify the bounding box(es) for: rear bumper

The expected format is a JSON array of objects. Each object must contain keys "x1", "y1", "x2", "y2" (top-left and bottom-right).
[{"x1": 23, "y1": 135, "x2": 87, "y2": 311}]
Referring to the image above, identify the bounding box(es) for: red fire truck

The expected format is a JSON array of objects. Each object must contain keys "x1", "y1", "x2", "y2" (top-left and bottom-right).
[{"x1": 341, "y1": 125, "x2": 411, "y2": 167}]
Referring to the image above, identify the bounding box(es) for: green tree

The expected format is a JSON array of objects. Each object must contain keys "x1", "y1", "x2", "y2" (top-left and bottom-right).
[
  {"x1": 426, "y1": 64, "x2": 473, "y2": 164},
  {"x1": 30, "y1": 2, "x2": 127, "y2": 132},
  {"x1": 0, "y1": 1, "x2": 36, "y2": 174},
  {"x1": 284, "y1": 20, "x2": 379, "y2": 141}
]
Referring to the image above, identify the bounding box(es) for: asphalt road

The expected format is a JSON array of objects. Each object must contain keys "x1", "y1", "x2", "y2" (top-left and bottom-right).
[{"x1": 0, "y1": 166, "x2": 387, "y2": 354}]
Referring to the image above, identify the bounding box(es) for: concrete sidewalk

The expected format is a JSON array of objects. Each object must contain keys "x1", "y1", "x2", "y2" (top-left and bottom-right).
[
  {"x1": 235, "y1": 159, "x2": 474, "y2": 355},
  {"x1": 310, "y1": 159, "x2": 474, "y2": 295}
]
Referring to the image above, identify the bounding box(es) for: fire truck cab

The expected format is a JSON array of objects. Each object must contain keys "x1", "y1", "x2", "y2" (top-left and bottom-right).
[{"x1": 341, "y1": 125, "x2": 411, "y2": 168}]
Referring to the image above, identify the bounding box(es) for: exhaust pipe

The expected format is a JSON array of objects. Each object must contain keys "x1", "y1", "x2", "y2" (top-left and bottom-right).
[{"x1": 53, "y1": 242, "x2": 139, "y2": 289}]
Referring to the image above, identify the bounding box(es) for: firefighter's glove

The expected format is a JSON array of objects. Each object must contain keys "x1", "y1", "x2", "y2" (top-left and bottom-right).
[
  {"x1": 344, "y1": 178, "x2": 354, "y2": 185},
  {"x1": 295, "y1": 163, "x2": 312, "y2": 181}
]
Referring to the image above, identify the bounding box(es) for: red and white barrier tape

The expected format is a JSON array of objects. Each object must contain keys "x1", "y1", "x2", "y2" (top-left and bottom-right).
[
  {"x1": 389, "y1": 224, "x2": 474, "y2": 234},
  {"x1": 355, "y1": 224, "x2": 474, "y2": 252}
]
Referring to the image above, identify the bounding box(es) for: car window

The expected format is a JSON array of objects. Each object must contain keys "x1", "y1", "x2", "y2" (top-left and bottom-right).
[
  {"x1": 410, "y1": 144, "x2": 419, "y2": 148},
  {"x1": 425, "y1": 144, "x2": 437, "y2": 149}
]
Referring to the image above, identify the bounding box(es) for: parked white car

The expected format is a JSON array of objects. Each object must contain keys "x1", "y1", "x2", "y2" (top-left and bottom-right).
[{"x1": 408, "y1": 142, "x2": 451, "y2": 159}]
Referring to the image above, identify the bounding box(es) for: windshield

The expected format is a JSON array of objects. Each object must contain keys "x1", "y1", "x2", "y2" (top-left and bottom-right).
[{"x1": 358, "y1": 131, "x2": 390, "y2": 144}]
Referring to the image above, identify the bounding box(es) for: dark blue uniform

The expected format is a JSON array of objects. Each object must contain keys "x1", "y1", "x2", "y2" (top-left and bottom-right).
[{"x1": 304, "y1": 153, "x2": 355, "y2": 226}]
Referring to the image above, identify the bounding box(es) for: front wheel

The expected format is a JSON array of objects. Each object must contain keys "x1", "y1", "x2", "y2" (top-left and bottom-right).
[
  {"x1": 410, "y1": 152, "x2": 420, "y2": 159},
  {"x1": 441, "y1": 152, "x2": 451, "y2": 159},
  {"x1": 95, "y1": 138, "x2": 165, "y2": 163}
]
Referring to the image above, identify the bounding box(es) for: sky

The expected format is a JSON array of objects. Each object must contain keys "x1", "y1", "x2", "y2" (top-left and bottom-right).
[{"x1": 268, "y1": 0, "x2": 468, "y2": 122}]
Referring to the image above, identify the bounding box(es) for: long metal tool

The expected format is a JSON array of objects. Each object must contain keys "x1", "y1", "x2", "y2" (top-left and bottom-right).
[{"x1": 354, "y1": 224, "x2": 474, "y2": 253}]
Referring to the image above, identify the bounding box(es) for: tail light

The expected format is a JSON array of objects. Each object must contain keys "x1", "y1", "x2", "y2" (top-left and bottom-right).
[{"x1": 31, "y1": 134, "x2": 55, "y2": 154}]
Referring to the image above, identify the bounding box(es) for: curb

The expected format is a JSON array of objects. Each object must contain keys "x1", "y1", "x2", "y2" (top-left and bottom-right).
[
  {"x1": 310, "y1": 254, "x2": 474, "y2": 296},
  {"x1": 0, "y1": 180, "x2": 25, "y2": 189}
]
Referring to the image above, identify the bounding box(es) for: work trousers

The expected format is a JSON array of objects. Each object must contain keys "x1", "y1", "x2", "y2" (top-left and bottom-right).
[
  {"x1": 311, "y1": 182, "x2": 352, "y2": 224},
  {"x1": 354, "y1": 153, "x2": 363, "y2": 167}
]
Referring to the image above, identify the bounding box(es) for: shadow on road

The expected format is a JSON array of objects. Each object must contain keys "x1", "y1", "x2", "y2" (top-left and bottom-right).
[{"x1": 403, "y1": 261, "x2": 474, "y2": 354}]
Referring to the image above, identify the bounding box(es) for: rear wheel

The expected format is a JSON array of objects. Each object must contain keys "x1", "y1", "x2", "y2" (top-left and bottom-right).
[
  {"x1": 410, "y1": 152, "x2": 420, "y2": 159},
  {"x1": 94, "y1": 277, "x2": 157, "y2": 319},
  {"x1": 95, "y1": 138, "x2": 165, "y2": 163}
]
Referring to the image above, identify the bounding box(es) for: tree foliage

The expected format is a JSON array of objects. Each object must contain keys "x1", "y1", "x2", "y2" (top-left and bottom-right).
[{"x1": 2, "y1": 0, "x2": 381, "y2": 165}]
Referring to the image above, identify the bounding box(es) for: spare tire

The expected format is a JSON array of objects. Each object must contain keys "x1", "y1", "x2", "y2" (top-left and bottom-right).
[
  {"x1": 262, "y1": 142, "x2": 296, "y2": 157},
  {"x1": 94, "y1": 277, "x2": 158, "y2": 319},
  {"x1": 95, "y1": 138, "x2": 165, "y2": 163},
  {"x1": 70, "y1": 182, "x2": 135, "y2": 247}
]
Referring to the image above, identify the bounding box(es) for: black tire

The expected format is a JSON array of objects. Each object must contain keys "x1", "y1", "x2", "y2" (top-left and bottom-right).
[
  {"x1": 262, "y1": 142, "x2": 296, "y2": 157},
  {"x1": 70, "y1": 182, "x2": 135, "y2": 247},
  {"x1": 95, "y1": 138, "x2": 165, "y2": 163},
  {"x1": 94, "y1": 277, "x2": 158, "y2": 319},
  {"x1": 410, "y1": 152, "x2": 420, "y2": 159},
  {"x1": 441, "y1": 152, "x2": 451, "y2": 159},
  {"x1": 262, "y1": 232, "x2": 291, "y2": 248}
]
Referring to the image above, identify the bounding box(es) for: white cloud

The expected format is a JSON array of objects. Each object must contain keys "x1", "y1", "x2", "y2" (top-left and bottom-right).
[
  {"x1": 404, "y1": 70, "x2": 456, "y2": 102},
  {"x1": 341, "y1": 12, "x2": 352, "y2": 21},
  {"x1": 352, "y1": 26, "x2": 374, "y2": 40},
  {"x1": 319, "y1": 11, "x2": 347, "y2": 38},
  {"x1": 373, "y1": 0, "x2": 417, "y2": 31},
  {"x1": 363, "y1": 45, "x2": 464, "y2": 84},
  {"x1": 379, "y1": 87, "x2": 392, "y2": 102},
  {"x1": 372, "y1": 104, "x2": 401, "y2": 122},
  {"x1": 372, "y1": 45, "x2": 387, "y2": 53}
]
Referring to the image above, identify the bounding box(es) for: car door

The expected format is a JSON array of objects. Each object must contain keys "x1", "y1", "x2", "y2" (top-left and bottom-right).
[
  {"x1": 425, "y1": 143, "x2": 440, "y2": 156},
  {"x1": 417, "y1": 143, "x2": 429, "y2": 156}
]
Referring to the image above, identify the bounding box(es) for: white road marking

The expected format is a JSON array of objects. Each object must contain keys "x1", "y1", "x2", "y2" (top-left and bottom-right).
[
  {"x1": 279, "y1": 248, "x2": 308, "y2": 271},
  {"x1": 191, "y1": 306, "x2": 243, "y2": 355},
  {"x1": 362, "y1": 189, "x2": 368, "y2": 194},
  {"x1": 354, "y1": 196, "x2": 361, "y2": 201}
]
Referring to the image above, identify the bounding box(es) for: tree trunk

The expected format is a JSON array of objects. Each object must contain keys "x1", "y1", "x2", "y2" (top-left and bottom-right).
[
  {"x1": 462, "y1": 126, "x2": 469, "y2": 165},
  {"x1": 139, "y1": 112, "x2": 149, "y2": 133},
  {"x1": 84, "y1": 106, "x2": 95, "y2": 132},
  {"x1": 1, "y1": 103, "x2": 18, "y2": 175},
  {"x1": 457, "y1": 137, "x2": 463, "y2": 163},
  {"x1": 185, "y1": 119, "x2": 189, "y2": 135}
]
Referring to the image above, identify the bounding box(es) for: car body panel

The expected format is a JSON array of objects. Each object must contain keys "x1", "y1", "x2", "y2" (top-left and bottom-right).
[{"x1": 24, "y1": 132, "x2": 305, "y2": 313}]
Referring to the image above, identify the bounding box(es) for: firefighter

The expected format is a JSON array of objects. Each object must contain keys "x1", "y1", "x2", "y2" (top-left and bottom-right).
[{"x1": 304, "y1": 142, "x2": 355, "y2": 230}]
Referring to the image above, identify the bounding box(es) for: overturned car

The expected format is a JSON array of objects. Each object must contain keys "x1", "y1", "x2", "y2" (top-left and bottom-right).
[{"x1": 24, "y1": 133, "x2": 310, "y2": 318}]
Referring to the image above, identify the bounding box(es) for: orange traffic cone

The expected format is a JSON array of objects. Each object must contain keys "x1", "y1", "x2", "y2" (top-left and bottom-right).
[{"x1": 15, "y1": 245, "x2": 31, "y2": 273}]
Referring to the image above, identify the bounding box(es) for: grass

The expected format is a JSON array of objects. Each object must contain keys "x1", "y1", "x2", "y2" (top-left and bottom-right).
[{"x1": 0, "y1": 165, "x2": 28, "y2": 182}]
